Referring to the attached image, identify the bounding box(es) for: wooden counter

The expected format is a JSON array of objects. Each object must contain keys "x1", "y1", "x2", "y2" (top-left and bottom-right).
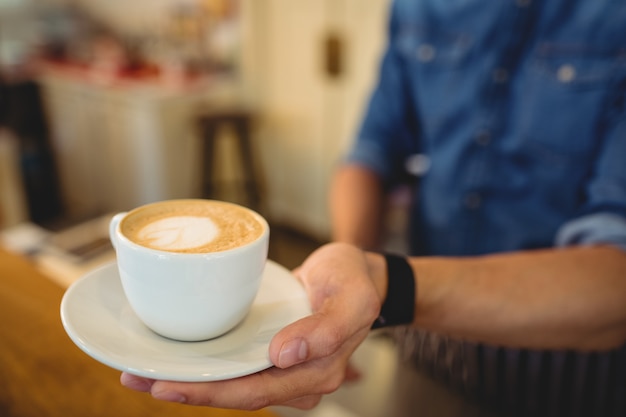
[{"x1": 0, "y1": 248, "x2": 277, "y2": 417}]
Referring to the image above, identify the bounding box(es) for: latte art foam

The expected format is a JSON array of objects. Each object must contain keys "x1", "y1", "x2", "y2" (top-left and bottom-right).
[
  {"x1": 137, "y1": 216, "x2": 219, "y2": 251},
  {"x1": 120, "y1": 200, "x2": 265, "y2": 253}
]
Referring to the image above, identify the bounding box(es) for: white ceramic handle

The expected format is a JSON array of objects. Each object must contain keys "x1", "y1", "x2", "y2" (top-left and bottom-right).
[{"x1": 109, "y1": 213, "x2": 127, "y2": 250}]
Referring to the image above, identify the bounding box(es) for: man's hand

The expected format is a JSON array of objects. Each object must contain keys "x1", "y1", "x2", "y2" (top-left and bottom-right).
[{"x1": 121, "y1": 243, "x2": 385, "y2": 410}]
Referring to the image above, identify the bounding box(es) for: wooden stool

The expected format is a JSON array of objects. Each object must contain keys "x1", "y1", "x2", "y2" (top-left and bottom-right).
[{"x1": 197, "y1": 110, "x2": 261, "y2": 210}]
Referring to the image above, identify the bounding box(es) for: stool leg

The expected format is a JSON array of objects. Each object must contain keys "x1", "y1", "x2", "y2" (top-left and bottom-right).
[
  {"x1": 234, "y1": 118, "x2": 260, "y2": 210},
  {"x1": 201, "y1": 123, "x2": 219, "y2": 199}
]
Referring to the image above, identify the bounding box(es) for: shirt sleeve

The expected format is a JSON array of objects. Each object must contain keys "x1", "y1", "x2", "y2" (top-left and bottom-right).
[
  {"x1": 344, "y1": 1, "x2": 421, "y2": 185},
  {"x1": 555, "y1": 104, "x2": 626, "y2": 252}
]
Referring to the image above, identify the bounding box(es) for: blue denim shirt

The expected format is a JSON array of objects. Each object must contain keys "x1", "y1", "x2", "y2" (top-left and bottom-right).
[{"x1": 347, "y1": 0, "x2": 626, "y2": 256}]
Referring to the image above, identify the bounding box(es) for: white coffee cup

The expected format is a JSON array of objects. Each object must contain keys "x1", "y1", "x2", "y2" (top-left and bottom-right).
[{"x1": 109, "y1": 199, "x2": 269, "y2": 341}]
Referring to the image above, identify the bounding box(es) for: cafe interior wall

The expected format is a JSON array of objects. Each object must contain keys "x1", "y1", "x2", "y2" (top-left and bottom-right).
[
  {"x1": 237, "y1": 0, "x2": 390, "y2": 240},
  {"x1": 0, "y1": 0, "x2": 390, "y2": 241}
]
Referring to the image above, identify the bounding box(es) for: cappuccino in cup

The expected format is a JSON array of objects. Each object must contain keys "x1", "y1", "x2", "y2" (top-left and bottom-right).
[
  {"x1": 119, "y1": 199, "x2": 264, "y2": 254},
  {"x1": 109, "y1": 199, "x2": 269, "y2": 341}
]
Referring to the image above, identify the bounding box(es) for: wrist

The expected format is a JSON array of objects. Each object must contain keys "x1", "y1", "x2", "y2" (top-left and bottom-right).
[{"x1": 364, "y1": 251, "x2": 387, "y2": 303}]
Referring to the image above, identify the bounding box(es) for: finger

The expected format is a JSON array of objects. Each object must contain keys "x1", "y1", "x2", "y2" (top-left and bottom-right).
[
  {"x1": 122, "y1": 335, "x2": 363, "y2": 409},
  {"x1": 122, "y1": 357, "x2": 352, "y2": 410},
  {"x1": 282, "y1": 394, "x2": 323, "y2": 410},
  {"x1": 269, "y1": 283, "x2": 379, "y2": 369},
  {"x1": 146, "y1": 360, "x2": 344, "y2": 410},
  {"x1": 344, "y1": 362, "x2": 362, "y2": 383},
  {"x1": 120, "y1": 372, "x2": 155, "y2": 392},
  {"x1": 291, "y1": 266, "x2": 302, "y2": 277}
]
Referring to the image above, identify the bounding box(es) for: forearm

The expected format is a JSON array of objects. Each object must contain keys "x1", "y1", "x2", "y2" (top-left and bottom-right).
[
  {"x1": 329, "y1": 164, "x2": 386, "y2": 250},
  {"x1": 369, "y1": 245, "x2": 626, "y2": 351}
]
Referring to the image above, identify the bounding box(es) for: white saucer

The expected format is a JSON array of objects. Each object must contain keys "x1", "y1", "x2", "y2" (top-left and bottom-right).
[{"x1": 60, "y1": 260, "x2": 311, "y2": 382}]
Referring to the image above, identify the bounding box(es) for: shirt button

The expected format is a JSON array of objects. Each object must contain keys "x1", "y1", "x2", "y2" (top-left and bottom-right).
[
  {"x1": 464, "y1": 193, "x2": 482, "y2": 210},
  {"x1": 557, "y1": 64, "x2": 576, "y2": 83},
  {"x1": 416, "y1": 44, "x2": 436, "y2": 62},
  {"x1": 475, "y1": 130, "x2": 492, "y2": 147},
  {"x1": 492, "y1": 67, "x2": 509, "y2": 83},
  {"x1": 405, "y1": 153, "x2": 431, "y2": 176}
]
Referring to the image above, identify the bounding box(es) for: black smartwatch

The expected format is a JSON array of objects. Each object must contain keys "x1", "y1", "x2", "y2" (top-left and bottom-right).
[{"x1": 372, "y1": 253, "x2": 416, "y2": 329}]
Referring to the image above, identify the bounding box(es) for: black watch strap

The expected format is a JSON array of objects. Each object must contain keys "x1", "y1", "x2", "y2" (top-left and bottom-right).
[{"x1": 372, "y1": 253, "x2": 416, "y2": 329}]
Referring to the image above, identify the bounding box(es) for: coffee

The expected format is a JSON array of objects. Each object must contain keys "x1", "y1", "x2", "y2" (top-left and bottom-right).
[{"x1": 120, "y1": 199, "x2": 265, "y2": 253}]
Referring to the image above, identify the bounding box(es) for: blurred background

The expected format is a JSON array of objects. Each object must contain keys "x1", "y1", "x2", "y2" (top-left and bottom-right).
[
  {"x1": 0, "y1": 3, "x2": 496, "y2": 416},
  {"x1": 0, "y1": 0, "x2": 389, "y2": 241},
  {"x1": 0, "y1": 0, "x2": 404, "y2": 286}
]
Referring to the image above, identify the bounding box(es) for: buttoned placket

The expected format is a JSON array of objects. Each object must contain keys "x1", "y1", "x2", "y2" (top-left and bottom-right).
[{"x1": 458, "y1": 1, "x2": 537, "y2": 253}]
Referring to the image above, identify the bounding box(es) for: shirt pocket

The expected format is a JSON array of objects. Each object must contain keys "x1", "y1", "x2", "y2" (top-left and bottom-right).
[
  {"x1": 392, "y1": 26, "x2": 475, "y2": 139},
  {"x1": 517, "y1": 43, "x2": 626, "y2": 156}
]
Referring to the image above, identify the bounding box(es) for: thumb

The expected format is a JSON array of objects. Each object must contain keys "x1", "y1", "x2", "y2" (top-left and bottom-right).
[
  {"x1": 268, "y1": 293, "x2": 378, "y2": 369},
  {"x1": 268, "y1": 243, "x2": 383, "y2": 369},
  {"x1": 269, "y1": 312, "x2": 345, "y2": 368}
]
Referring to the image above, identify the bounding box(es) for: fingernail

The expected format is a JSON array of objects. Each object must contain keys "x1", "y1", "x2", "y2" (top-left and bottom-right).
[
  {"x1": 278, "y1": 338, "x2": 308, "y2": 368},
  {"x1": 153, "y1": 390, "x2": 187, "y2": 404}
]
